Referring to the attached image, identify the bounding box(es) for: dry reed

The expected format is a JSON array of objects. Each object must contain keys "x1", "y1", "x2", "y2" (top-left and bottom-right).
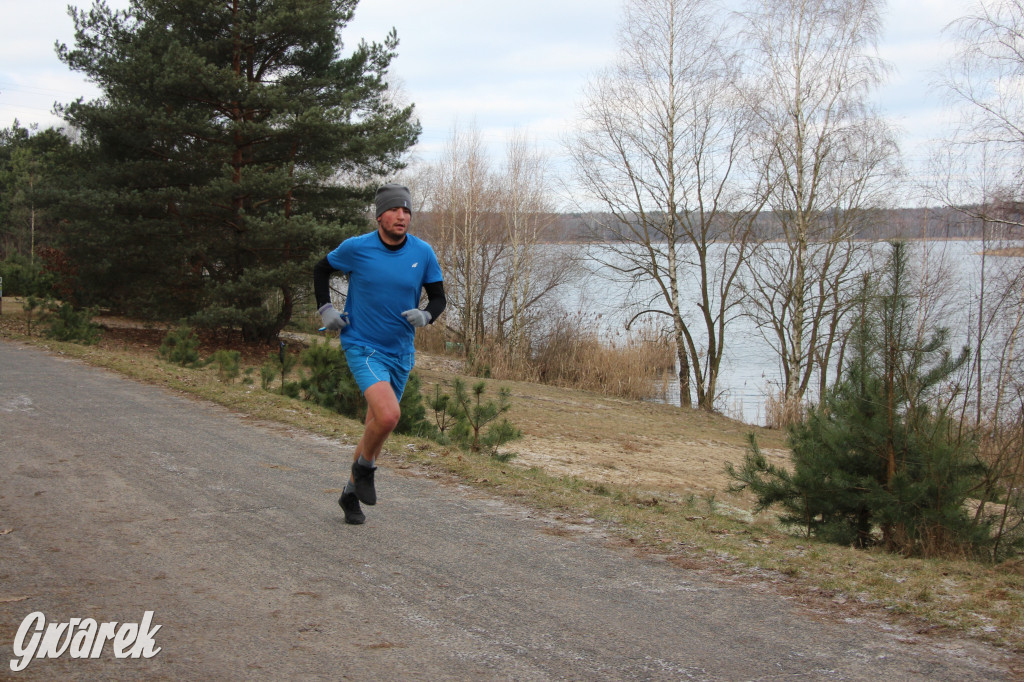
[
  {"x1": 415, "y1": 315, "x2": 676, "y2": 402},
  {"x1": 763, "y1": 389, "x2": 806, "y2": 429}
]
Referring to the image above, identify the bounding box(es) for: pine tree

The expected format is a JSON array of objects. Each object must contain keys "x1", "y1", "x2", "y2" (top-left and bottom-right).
[
  {"x1": 51, "y1": 0, "x2": 419, "y2": 342},
  {"x1": 0, "y1": 122, "x2": 69, "y2": 266},
  {"x1": 449, "y1": 379, "x2": 521, "y2": 456},
  {"x1": 729, "y1": 242, "x2": 990, "y2": 556}
]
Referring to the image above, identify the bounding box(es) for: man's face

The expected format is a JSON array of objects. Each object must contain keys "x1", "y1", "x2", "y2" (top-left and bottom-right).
[{"x1": 377, "y1": 207, "x2": 410, "y2": 245}]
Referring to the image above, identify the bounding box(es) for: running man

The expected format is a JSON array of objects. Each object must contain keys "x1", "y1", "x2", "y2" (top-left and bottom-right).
[{"x1": 313, "y1": 183, "x2": 446, "y2": 524}]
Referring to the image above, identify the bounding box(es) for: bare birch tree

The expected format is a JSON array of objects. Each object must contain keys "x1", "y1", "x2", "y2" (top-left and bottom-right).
[
  {"x1": 495, "y1": 132, "x2": 565, "y2": 357},
  {"x1": 935, "y1": 0, "x2": 1024, "y2": 221},
  {"x1": 566, "y1": 0, "x2": 764, "y2": 410},
  {"x1": 423, "y1": 124, "x2": 498, "y2": 348},
  {"x1": 740, "y1": 0, "x2": 900, "y2": 412},
  {"x1": 929, "y1": 4, "x2": 1024, "y2": 545},
  {"x1": 417, "y1": 124, "x2": 579, "y2": 357},
  {"x1": 931, "y1": 0, "x2": 1024, "y2": 420}
]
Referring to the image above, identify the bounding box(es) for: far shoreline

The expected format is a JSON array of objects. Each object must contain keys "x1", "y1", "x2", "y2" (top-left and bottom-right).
[{"x1": 984, "y1": 247, "x2": 1024, "y2": 257}]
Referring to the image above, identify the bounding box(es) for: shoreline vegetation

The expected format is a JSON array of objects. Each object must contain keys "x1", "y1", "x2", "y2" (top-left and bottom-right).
[
  {"x1": 986, "y1": 247, "x2": 1024, "y2": 257},
  {"x1": 1, "y1": 297, "x2": 1022, "y2": 658},
  {"x1": 418, "y1": 207, "x2": 1024, "y2": 244},
  {"x1": 507, "y1": 236, "x2": 1024, "y2": 250}
]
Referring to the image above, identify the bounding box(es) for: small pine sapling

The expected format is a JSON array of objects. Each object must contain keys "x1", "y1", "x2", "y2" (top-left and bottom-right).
[
  {"x1": 209, "y1": 349, "x2": 241, "y2": 382},
  {"x1": 158, "y1": 326, "x2": 202, "y2": 367},
  {"x1": 23, "y1": 296, "x2": 43, "y2": 337},
  {"x1": 262, "y1": 341, "x2": 298, "y2": 393},
  {"x1": 450, "y1": 379, "x2": 521, "y2": 457},
  {"x1": 43, "y1": 301, "x2": 101, "y2": 345},
  {"x1": 428, "y1": 384, "x2": 455, "y2": 440}
]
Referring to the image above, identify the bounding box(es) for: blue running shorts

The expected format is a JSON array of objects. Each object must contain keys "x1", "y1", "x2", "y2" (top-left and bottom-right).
[{"x1": 343, "y1": 345, "x2": 415, "y2": 399}]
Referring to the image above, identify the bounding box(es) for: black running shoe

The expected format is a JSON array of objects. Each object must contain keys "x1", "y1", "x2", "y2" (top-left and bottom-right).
[
  {"x1": 338, "y1": 490, "x2": 365, "y2": 525},
  {"x1": 351, "y1": 461, "x2": 377, "y2": 505}
]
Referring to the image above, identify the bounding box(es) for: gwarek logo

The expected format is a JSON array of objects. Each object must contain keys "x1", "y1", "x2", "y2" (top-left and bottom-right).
[
  {"x1": 411, "y1": 262, "x2": 419, "y2": 268},
  {"x1": 9, "y1": 611, "x2": 162, "y2": 672}
]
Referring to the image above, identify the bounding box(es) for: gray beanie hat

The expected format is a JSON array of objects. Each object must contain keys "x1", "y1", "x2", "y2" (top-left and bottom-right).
[{"x1": 375, "y1": 183, "x2": 412, "y2": 218}]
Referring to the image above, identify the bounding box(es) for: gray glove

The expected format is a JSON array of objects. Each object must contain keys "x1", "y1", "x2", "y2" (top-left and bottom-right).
[
  {"x1": 318, "y1": 303, "x2": 349, "y2": 331},
  {"x1": 401, "y1": 308, "x2": 431, "y2": 328}
]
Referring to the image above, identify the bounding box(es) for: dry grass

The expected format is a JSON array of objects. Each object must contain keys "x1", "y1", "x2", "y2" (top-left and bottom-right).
[
  {"x1": 416, "y1": 315, "x2": 676, "y2": 402},
  {"x1": 3, "y1": 299, "x2": 1024, "y2": 655},
  {"x1": 413, "y1": 353, "x2": 785, "y2": 500},
  {"x1": 764, "y1": 389, "x2": 807, "y2": 429}
]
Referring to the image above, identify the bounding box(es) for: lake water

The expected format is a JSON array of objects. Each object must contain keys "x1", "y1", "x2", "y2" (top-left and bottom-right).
[{"x1": 570, "y1": 240, "x2": 1015, "y2": 425}]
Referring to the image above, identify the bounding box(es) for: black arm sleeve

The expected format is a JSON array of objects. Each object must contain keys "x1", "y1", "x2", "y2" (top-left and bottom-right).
[
  {"x1": 423, "y1": 280, "x2": 446, "y2": 324},
  {"x1": 313, "y1": 256, "x2": 338, "y2": 309}
]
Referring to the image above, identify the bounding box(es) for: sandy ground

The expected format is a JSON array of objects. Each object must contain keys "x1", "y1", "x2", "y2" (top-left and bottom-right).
[{"x1": 412, "y1": 353, "x2": 790, "y2": 503}]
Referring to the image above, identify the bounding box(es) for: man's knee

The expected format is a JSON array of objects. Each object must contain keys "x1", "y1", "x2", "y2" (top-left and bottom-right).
[
  {"x1": 377, "y1": 405, "x2": 401, "y2": 433},
  {"x1": 365, "y1": 382, "x2": 401, "y2": 433}
]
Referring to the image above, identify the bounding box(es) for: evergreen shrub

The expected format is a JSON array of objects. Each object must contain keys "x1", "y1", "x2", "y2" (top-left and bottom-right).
[
  {"x1": 158, "y1": 326, "x2": 202, "y2": 367},
  {"x1": 209, "y1": 349, "x2": 241, "y2": 382},
  {"x1": 0, "y1": 256, "x2": 53, "y2": 297},
  {"x1": 43, "y1": 301, "x2": 101, "y2": 345},
  {"x1": 729, "y1": 242, "x2": 992, "y2": 558},
  {"x1": 447, "y1": 379, "x2": 521, "y2": 458}
]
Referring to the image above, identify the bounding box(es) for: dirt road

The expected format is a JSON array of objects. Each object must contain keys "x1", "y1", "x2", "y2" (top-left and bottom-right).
[{"x1": 0, "y1": 341, "x2": 1015, "y2": 680}]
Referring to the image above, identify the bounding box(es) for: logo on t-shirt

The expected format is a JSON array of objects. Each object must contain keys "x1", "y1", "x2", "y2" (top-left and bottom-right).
[{"x1": 412, "y1": 262, "x2": 419, "y2": 268}]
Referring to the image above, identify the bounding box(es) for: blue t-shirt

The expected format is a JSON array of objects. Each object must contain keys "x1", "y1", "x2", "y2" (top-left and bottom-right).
[{"x1": 326, "y1": 231, "x2": 443, "y2": 357}]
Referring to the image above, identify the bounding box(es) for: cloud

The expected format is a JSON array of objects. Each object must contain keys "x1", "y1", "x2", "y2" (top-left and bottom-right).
[
  {"x1": 342, "y1": 0, "x2": 620, "y2": 160},
  {"x1": 0, "y1": 0, "x2": 982, "y2": 190}
]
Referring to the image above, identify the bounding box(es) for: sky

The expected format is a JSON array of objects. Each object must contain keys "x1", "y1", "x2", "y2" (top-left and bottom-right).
[{"x1": 0, "y1": 0, "x2": 975, "y2": 202}]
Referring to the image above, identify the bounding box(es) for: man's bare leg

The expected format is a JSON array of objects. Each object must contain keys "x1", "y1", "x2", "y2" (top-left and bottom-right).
[
  {"x1": 346, "y1": 381, "x2": 400, "y2": 508},
  {"x1": 352, "y1": 380, "x2": 401, "y2": 467}
]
